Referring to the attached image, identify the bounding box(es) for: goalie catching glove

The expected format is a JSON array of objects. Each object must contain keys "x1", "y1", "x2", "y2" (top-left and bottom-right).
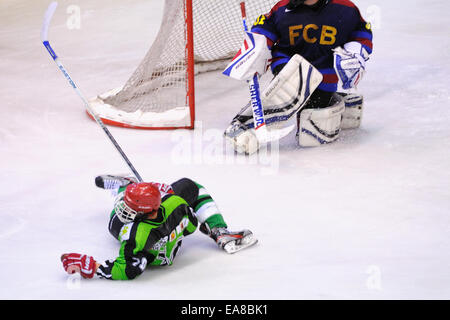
[{"x1": 334, "y1": 41, "x2": 370, "y2": 90}]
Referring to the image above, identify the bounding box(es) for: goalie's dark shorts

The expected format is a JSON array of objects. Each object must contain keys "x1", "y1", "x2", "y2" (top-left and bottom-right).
[{"x1": 303, "y1": 89, "x2": 334, "y2": 109}]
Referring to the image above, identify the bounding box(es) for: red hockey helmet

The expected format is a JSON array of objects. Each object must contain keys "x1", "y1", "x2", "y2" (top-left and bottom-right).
[
  {"x1": 115, "y1": 183, "x2": 161, "y2": 223},
  {"x1": 124, "y1": 183, "x2": 161, "y2": 213}
]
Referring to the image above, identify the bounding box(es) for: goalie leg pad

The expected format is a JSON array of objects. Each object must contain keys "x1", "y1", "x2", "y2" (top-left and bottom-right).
[
  {"x1": 224, "y1": 54, "x2": 323, "y2": 153},
  {"x1": 297, "y1": 94, "x2": 345, "y2": 147},
  {"x1": 229, "y1": 54, "x2": 323, "y2": 130},
  {"x1": 340, "y1": 93, "x2": 364, "y2": 129}
]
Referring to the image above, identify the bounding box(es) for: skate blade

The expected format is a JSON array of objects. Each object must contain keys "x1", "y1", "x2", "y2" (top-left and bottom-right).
[{"x1": 223, "y1": 234, "x2": 258, "y2": 254}]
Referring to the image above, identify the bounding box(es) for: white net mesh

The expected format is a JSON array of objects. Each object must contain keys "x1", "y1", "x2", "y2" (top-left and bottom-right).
[{"x1": 89, "y1": 0, "x2": 277, "y2": 129}]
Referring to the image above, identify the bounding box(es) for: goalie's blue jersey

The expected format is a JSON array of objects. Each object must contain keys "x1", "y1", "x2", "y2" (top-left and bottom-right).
[{"x1": 251, "y1": 0, "x2": 373, "y2": 92}]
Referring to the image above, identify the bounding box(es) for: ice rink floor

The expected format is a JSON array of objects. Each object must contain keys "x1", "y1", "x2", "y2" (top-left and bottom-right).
[{"x1": 0, "y1": 0, "x2": 449, "y2": 299}]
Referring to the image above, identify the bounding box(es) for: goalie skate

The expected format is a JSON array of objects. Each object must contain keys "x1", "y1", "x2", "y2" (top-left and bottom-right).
[
  {"x1": 211, "y1": 227, "x2": 258, "y2": 254},
  {"x1": 95, "y1": 174, "x2": 138, "y2": 190}
]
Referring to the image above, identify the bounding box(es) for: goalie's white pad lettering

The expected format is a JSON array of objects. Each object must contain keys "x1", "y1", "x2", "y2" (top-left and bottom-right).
[
  {"x1": 297, "y1": 95, "x2": 345, "y2": 147},
  {"x1": 223, "y1": 31, "x2": 271, "y2": 80}
]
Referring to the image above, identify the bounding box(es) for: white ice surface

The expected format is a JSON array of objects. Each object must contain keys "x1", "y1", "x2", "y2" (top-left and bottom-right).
[{"x1": 0, "y1": 0, "x2": 449, "y2": 299}]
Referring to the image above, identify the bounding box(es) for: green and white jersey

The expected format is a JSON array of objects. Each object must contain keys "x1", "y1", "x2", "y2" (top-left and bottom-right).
[{"x1": 97, "y1": 188, "x2": 198, "y2": 280}]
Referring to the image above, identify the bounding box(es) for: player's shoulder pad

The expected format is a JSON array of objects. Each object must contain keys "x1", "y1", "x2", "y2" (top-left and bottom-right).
[
  {"x1": 274, "y1": 0, "x2": 290, "y2": 9},
  {"x1": 329, "y1": 0, "x2": 357, "y2": 8},
  {"x1": 329, "y1": 0, "x2": 366, "y2": 24},
  {"x1": 267, "y1": 0, "x2": 290, "y2": 17}
]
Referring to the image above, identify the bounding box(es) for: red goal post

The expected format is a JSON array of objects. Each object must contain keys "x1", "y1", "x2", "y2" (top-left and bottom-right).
[{"x1": 88, "y1": 0, "x2": 277, "y2": 130}]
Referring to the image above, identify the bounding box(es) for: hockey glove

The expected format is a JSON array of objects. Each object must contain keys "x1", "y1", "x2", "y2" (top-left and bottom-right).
[
  {"x1": 61, "y1": 253, "x2": 98, "y2": 279},
  {"x1": 333, "y1": 42, "x2": 369, "y2": 90}
]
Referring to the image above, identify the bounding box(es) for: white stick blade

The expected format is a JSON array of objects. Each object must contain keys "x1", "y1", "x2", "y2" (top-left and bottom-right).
[
  {"x1": 41, "y1": 2, "x2": 58, "y2": 42},
  {"x1": 255, "y1": 124, "x2": 296, "y2": 144}
]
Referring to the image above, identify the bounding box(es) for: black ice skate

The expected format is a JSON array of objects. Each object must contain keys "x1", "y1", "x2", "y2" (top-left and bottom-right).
[
  {"x1": 201, "y1": 223, "x2": 258, "y2": 254},
  {"x1": 95, "y1": 174, "x2": 138, "y2": 190}
]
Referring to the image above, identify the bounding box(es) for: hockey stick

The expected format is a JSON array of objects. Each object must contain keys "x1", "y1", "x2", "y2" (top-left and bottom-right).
[
  {"x1": 239, "y1": 2, "x2": 295, "y2": 144},
  {"x1": 41, "y1": 2, "x2": 143, "y2": 183}
]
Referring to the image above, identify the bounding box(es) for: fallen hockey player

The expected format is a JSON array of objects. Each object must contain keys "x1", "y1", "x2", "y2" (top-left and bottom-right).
[
  {"x1": 61, "y1": 175, "x2": 257, "y2": 280},
  {"x1": 223, "y1": 0, "x2": 374, "y2": 154}
]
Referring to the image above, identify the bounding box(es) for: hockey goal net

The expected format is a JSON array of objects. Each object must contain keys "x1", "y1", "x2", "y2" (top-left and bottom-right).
[{"x1": 88, "y1": 0, "x2": 277, "y2": 129}]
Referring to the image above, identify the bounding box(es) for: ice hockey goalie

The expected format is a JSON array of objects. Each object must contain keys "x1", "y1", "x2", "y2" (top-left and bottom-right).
[{"x1": 223, "y1": 0, "x2": 373, "y2": 154}]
